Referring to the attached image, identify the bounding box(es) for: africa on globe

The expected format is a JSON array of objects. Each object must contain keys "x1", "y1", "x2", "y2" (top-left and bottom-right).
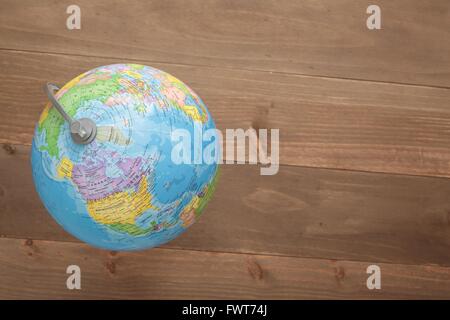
[{"x1": 31, "y1": 64, "x2": 220, "y2": 251}]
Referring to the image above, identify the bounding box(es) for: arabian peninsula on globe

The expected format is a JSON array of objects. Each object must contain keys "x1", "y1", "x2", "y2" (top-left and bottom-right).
[{"x1": 31, "y1": 64, "x2": 220, "y2": 251}]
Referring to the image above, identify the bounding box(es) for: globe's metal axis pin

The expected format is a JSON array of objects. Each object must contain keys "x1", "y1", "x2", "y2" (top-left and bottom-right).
[{"x1": 44, "y1": 83, "x2": 97, "y2": 144}]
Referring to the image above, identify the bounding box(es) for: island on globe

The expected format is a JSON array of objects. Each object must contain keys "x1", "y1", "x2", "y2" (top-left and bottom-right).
[{"x1": 31, "y1": 64, "x2": 220, "y2": 251}]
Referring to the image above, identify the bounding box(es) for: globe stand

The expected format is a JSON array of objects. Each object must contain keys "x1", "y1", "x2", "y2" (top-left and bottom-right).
[{"x1": 44, "y1": 83, "x2": 97, "y2": 145}]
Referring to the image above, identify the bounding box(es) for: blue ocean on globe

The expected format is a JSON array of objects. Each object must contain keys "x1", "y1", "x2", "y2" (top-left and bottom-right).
[{"x1": 31, "y1": 64, "x2": 220, "y2": 251}]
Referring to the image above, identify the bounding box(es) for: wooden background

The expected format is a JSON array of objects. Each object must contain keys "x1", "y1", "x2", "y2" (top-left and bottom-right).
[{"x1": 0, "y1": 0, "x2": 450, "y2": 299}]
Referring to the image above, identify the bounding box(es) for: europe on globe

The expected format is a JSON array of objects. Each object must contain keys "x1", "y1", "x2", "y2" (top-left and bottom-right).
[{"x1": 31, "y1": 64, "x2": 220, "y2": 251}]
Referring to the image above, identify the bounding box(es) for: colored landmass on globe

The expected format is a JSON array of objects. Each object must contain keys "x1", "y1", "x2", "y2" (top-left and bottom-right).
[{"x1": 38, "y1": 64, "x2": 208, "y2": 159}]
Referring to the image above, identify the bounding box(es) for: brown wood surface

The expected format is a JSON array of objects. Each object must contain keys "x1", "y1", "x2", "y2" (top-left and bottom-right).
[
  {"x1": 0, "y1": 0, "x2": 449, "y2": 87},
  {"x1": 0, "y1": 237, "x2": 449, "y2": 299},
  {"x1": 2, "y1": 51, "x2": 450, "y2": 177},
  {"x1": 0, "y1": 0, "x2": 449, "y2": 299},
  {"x1": 2, "y1": 143, "x2": 450, "y2": 267}
]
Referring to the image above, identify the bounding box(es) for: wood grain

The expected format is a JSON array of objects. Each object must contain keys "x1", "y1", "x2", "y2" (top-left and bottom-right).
[
  {"x1": 0, "y1": 237, "x2": 449, "y2": 299},
  {"x1": 0, "y1": 1, "x2": 449, "y2": 299},
  {"x1": 0, "y1": 0, "x2": 449, "y2": 87},
  {"x1": 2, "y1": 143, "x2": 450, "y2": 266},
  {"x1": 1, "y1": 50, "x2": 450, "y2": 177}
]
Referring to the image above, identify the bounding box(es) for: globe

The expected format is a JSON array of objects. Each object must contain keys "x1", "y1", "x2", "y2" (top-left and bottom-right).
[{"x1": 31, "y1": 64, "x2": 220, "y2": 251}]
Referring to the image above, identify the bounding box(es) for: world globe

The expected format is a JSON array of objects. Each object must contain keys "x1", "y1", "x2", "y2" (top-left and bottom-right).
[{"x1": 31, "y1": 64, "x2": 220, "y2": 251}]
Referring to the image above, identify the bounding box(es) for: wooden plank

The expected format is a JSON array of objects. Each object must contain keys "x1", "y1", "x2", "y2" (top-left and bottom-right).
[
  {"x1": 0, "y1": 237, "x2": 449, "y2": 299},
  {"x1": 2, "y1": 50, "x2": 450, "y2": 177},
  {"x1": 2, "y1": 143, "x2": 450, "y2": 266},
  {"x1": 0, "y1": 1, "x2": 449, "y2": 87}
]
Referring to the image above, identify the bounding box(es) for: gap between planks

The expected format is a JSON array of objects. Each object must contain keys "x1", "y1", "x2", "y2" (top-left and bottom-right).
[
  {"x1": 1, "y1": 47, "x2": 449, "y2": 91},
  {"x1": 1, "y1": 231, "x2": 450, "y2": 271}
]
